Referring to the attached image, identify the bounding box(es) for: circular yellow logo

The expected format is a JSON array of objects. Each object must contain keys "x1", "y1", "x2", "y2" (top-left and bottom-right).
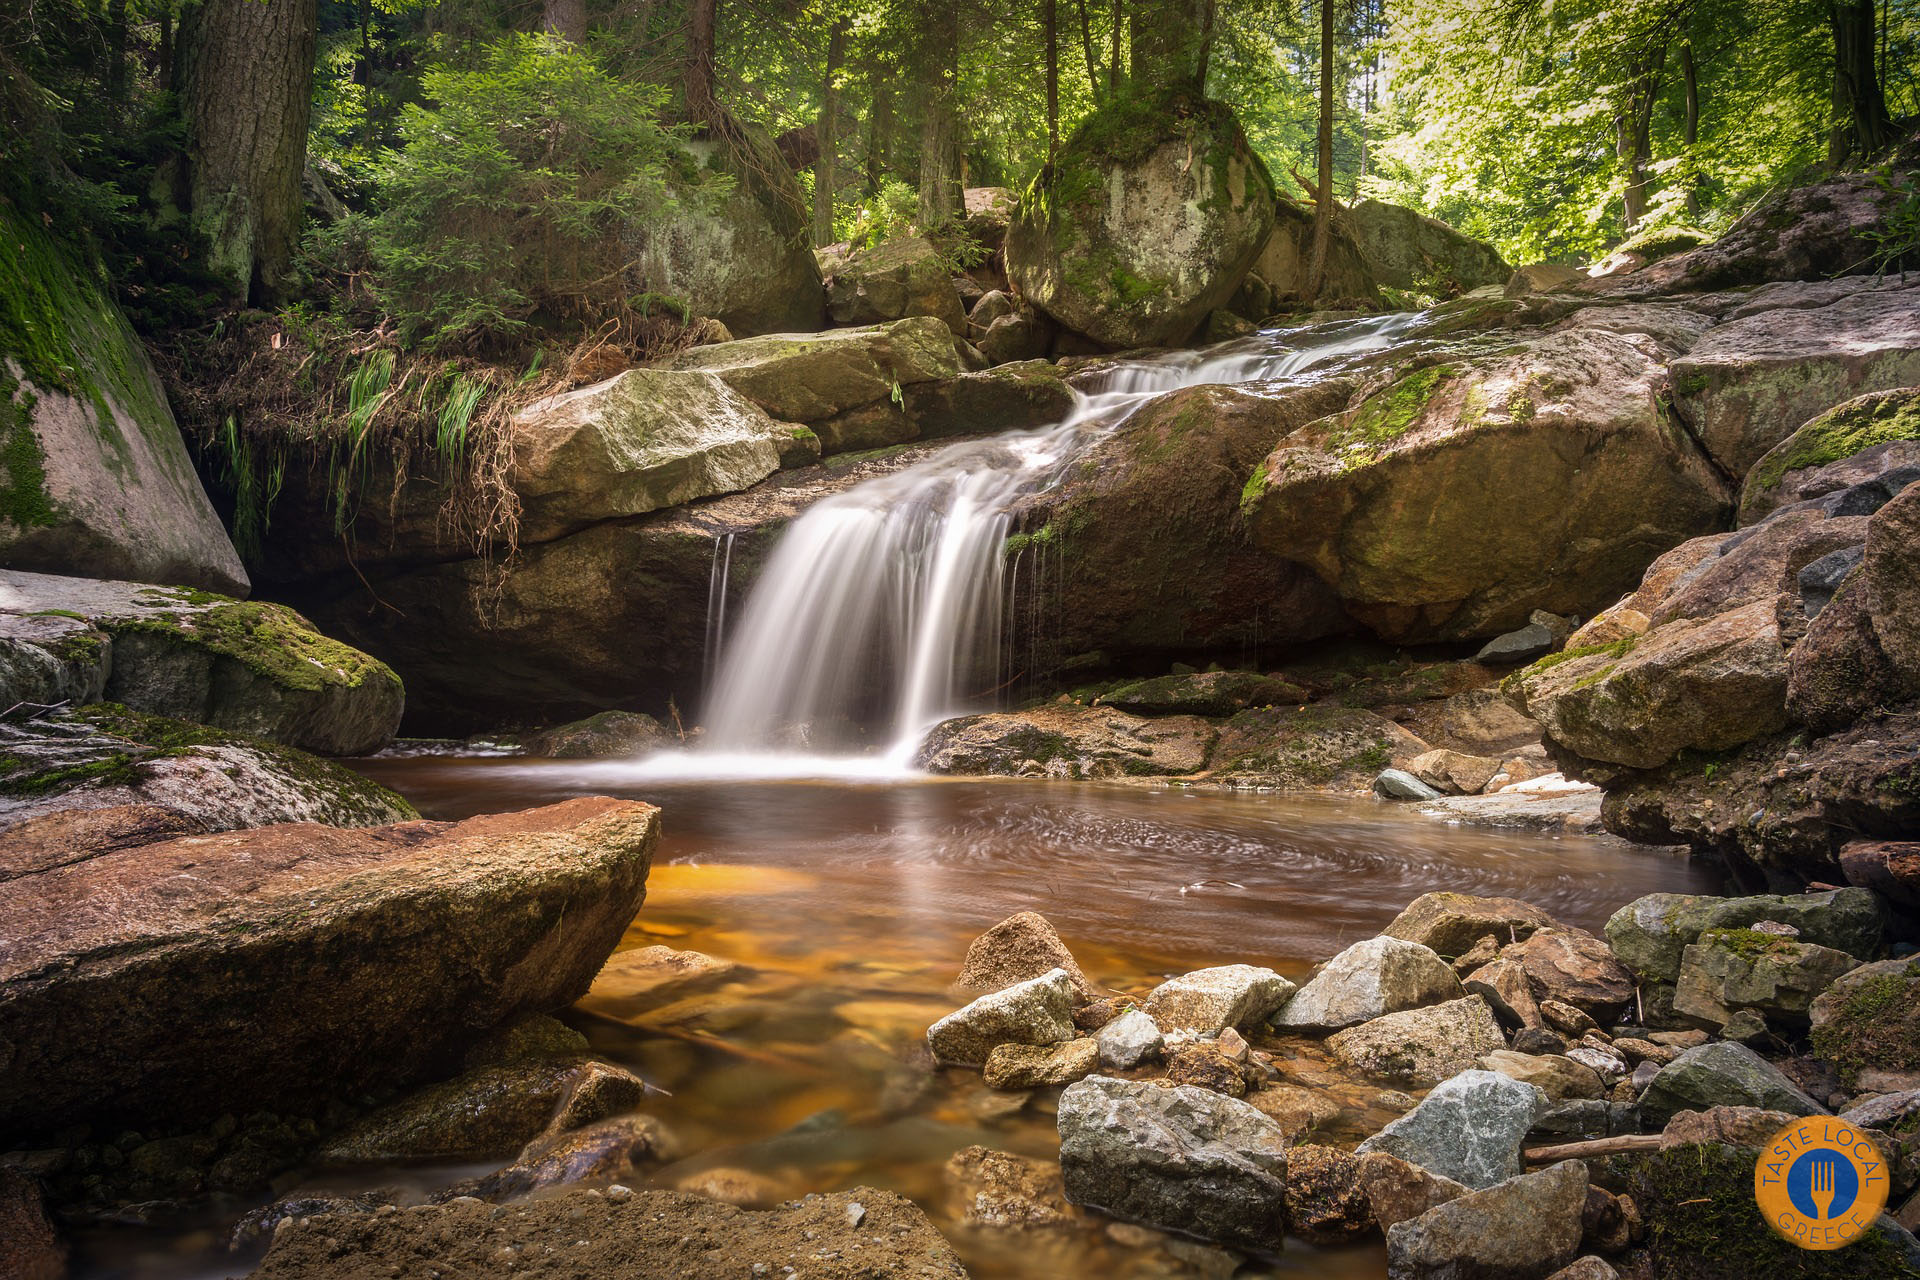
[{"x1": 1754, "y1": 1115, "x2": 1892, "y2": 1250}]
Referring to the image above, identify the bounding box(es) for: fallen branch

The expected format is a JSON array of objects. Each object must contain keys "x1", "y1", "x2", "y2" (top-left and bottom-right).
[{"x1": 1523, "y1": 1134, "x2": 1664, "y2": 1163}]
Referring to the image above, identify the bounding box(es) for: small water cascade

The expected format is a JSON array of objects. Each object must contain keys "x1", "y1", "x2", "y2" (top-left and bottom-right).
[
  {"x1": 702, "y1": 533, "x2": 736, "y2": 684},
  {"x1": 664, "y1": 311, "x2": 1425, "y2": 772}
]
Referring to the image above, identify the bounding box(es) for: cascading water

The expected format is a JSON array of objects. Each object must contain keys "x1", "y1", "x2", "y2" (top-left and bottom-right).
[{"x1": 637, "y1": 311, "x2": 1424, "y2": 776}]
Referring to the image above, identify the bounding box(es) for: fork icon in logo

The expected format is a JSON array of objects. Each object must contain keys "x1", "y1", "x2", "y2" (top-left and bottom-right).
[{"x1": 1809, "y1": 1159, "x2": 1836, "y2": 1221}]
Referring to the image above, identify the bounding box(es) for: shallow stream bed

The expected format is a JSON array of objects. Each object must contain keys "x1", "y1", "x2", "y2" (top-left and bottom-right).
[{"x1": 80, "y1": 763, "x2": 1723, "y2": 1279}]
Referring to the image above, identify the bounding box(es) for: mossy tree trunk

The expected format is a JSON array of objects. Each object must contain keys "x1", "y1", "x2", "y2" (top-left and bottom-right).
[
  {"x1": 182, "y1": 0, "x2": 318, "y2": 306},
  {"x1": 542, "y1": 0, "x2": 588, "y2": 42},
  {"x1": 182, "y1": 0, "x2": 318, "y2": 305},
  {"x1": 917, "y1": 0, "x2": 962, "y2": 226},
  {"x1": 1127, "y1": 0, "x2": 1212, "y2": 92}
]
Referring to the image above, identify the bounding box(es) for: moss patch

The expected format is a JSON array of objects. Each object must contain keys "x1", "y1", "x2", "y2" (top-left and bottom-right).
[
  {"x1": 112, "y1": 596, "x2": 398, "y2": 694},
  {"x1": 1322, "y1": 365, "x2": 1458, "y2": 464},
  {"x1": 1748, "y1": 387, "x2": 1920, "y2": 494},
  {"x1": 1809, "y1": 959, "x2": 1920, "y2": 1084},
  {"x1": 1, "y1": 375, "x2": 56, "y2": 529}
]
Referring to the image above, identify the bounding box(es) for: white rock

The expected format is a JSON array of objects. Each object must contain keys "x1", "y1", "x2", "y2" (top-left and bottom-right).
[
  {"x1": 1275, "y1": 936, "x2": 1465, "y2": 1031},
  {"x1": 1142, "y1": 965, "x2": 1297, "y2": 1035}
]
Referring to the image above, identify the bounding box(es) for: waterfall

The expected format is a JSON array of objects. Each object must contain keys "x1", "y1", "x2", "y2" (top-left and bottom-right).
[{"x1": 658, "y1": 311, "x2": 1425, "y2": 773}]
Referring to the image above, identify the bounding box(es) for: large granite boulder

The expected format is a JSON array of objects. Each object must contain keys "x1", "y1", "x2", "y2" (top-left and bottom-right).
[
  {"x1": 1788, "y1": 478, "x2": 1920, "y2": 730},
  {"x1": 0, "y1": 797, "x2": 658, "y2": 1136},
  {"x1": 1056, "y1": 1075, "x2": 1291, "y2": 1250},
  {"x1": 1327, "y1": 996, "x2": 1509, "y2": 1086},
  {"x1": 1205, "y1": 704, "x2": 1429, "y2": 789},
  {"x1": 0, "y1": 705, "x2": 417, "y2": 834},
  {"x1": 819, "y1": 235, "x2": 968, "y2": 335},
  {"x1": 0, "y1": 569, "x2": 403, "y2": 755},
  {"x1": 1673, "y1": 928, "x2": 1860, "y2": 1029},
  {"x1": 1385, "y1": 1159, "x2": 1589, "y2": 1280},
  {"x1": 508, "y1": 369, "x2": 789, "y2": 542},
  {"x1": 1142, "y1": 964, "x2": 1296, "y2": 1035},
  {"x1": 1007, "y1": 93, "x2": 1276, "y2": 347},
  {"x1": 1256, "y1": 198, "x2": 1380, "y2": 304},
  {"x1": 0, "y1": 205, "x2": 247, "y2": 594},
  {"x1": 1243, "y1": 325, "x2": 1730, "y2": 643},
  {"x1": 926, "y1": 968, "x2": 1077, "y2": 1065},
  {"x1": 656, "y1": 316, "x2": 968, "y2": 453},
  {"x1": 633, "y1": 135, "x2": 825, "y2": 337},
  {"x1": 1669, "y1": 281, "x2": 1920, "y2": 477},
  {"x1": 1347, "y1": 199, "x2": 1511, "y2": 295},
  {"x1": 1381, "y1": 892, "x2": 1559, "y2": 959},
  {"x1": 913, "y1": 705, "x2": 1215, "y2": 779},
  {"x1": 1637, "y1": 1042, "x2": 1824, "y2": 1124},
  {"x1": 1810, "y1": 956, "x2": 1920, "y2": 1087},
  {"x1": 1605, "y1": 888, "x2": 1885, "y2": 985},
  {"x1": 250, "y1": 1187, "x2": 967, "y2": 1280}
]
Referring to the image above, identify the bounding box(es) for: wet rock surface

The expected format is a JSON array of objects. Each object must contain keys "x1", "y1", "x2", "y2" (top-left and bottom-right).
[{"x1": 1356, "y1": 1068, "x2": 1546, "y2": 1189}]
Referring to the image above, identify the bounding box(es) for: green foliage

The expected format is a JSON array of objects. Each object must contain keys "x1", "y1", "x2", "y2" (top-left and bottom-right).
[
  {"x1": 347, "y1": 34, "x2": 703, "y2": 349},
  {"x1": 848, "y1": 178, "x2": 921, "y2": 249},
  {"x1": 1860, "y1": 165, "x2": 1920, "y2": 277}
]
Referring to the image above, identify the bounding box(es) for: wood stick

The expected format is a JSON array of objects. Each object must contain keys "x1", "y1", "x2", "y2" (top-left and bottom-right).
[{"x1": 1523, "y1": 1134, "x2": 1664, "y2": 1163}]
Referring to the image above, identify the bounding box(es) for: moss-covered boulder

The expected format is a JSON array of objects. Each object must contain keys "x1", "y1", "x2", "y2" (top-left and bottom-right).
[
  {"x1": 1346, "y1": 199, "x2": 1511, "y2": 296},
  {"x1": 522, "y1": 710, "x2": 671, "y2": 759},
  {"x1": 634, "y1": 135, "x2": 825, "y2": 337},
  {"x1": 0, "y1": 704, "x2": 417, "y2": 835},
  {"x1": 1738, "y1": 386, "x2": 1920, "y2": 525},
  {"x1": 1810, "y1": 956, "x2": 1920, "y2": 1087},
  {"x1": 0, "y1": 795, "x2": 657, "y2": 1137},
  {"x1": 1243, "y1": 326, "x2": 1731, "y2": 642},
  {"x1": 1006, "y1": 92, "x2": 1276, "y2": 347},
  {"x1": 900, "y1": 359, "x2": 1076, "y2": 439},
  {"x1": 509, "y1": 368, "x2": 789, "y2": 542},
  {"x1": 912, "y1": 705, "x2": 1215, "y2": 778},
  {"x1": 1670, "y1": 281, "x2": 1920, "y2": 477},
  {"x1": 656, "y1": 316, "x2": 968, "y2": 452},
  {"x1": 0, "y1": 569, "x2": 403, "y2": 755},
  {"x1": 1098, "y1": 670, "x2": 1309, "y2": 717},
  {"x1": 819, "y1": 235, "x2": 968, "y2": 335},
  {"x1": 0, "y1": 205, "x2": 247, "y2": 594}
]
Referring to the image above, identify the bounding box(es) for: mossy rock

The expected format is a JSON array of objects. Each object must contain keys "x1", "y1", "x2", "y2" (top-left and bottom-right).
[
  {"x1": 1810, "y1": 957, "x2": 1920, "y2": 1085},
  {"x1": 1207, "y1": 704, "x2": 1426, "y2": 790},
  {"x1": 0, "y1": 203, "x2": 247, "y2": 593},
  {"x1": 1740, "y1": 386, "x2": 1920, "y2": 524},
  {"x1": 1, "y1": 568, "x2": 403, "y2": 755},
  {"x1": 1006, "y1": 90, "x2": 1276, "y2": 348}
]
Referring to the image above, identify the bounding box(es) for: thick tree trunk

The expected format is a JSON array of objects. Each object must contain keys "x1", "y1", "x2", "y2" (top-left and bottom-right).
[
  {"x1": 865, "y1": 80, "x2": 893, "y2": 196},
  {"x1": 182, "y1": 0, "x2": 318, "y2": 304},
  {"x1": 684, "y1": 0, "x2": 720, "y2": 128},
  {"x1": 1616, "y1": 49, "x2": 1663, "y2": 232},
  {"x1": 1829, "y1": 0, "x2": 1892, "y2": 163},
  {"x1": 1072, "y1": 0, "x2": 1102, "y2": 102},
  {"x1": 1045, "y1": 0, "x2": 1059, "y2": 159},
  {"x1": 1128, "y1": 0, "x2": 1212, "y2": 92},
  {"x1": 814, "y1": 18, "x2": 847, "y2": 247},
  {"x1": 542, "y1": 0, "x2": 587, "y2": 42},
  {"x1": 917, "y1": 0, "x2": 962, "y2": 226},
  {"x1": 1305, "y1": 0, "x2": 1334, "y2": 300}
]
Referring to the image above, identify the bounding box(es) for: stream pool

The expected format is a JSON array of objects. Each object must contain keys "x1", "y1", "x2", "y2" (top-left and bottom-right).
[{"x1": 80, "y1": 762, "x2": 1723, "y2": 1279}]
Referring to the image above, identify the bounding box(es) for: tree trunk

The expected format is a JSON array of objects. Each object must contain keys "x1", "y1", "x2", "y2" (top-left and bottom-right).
[
  {"x1": 917, "y1": 0, "x2": 961, "y2": 225},
  {"x1": 1108, "y1": 0, "x2": 1121, "y2": 94},
  {"x1": 1129, "y1": 0, "x2": 1212, "y2": 92},
  {"x1": 814, "y1": 17, "x2": 847, "y2": 247},
  {"x1": 182, "y1": 0, "x2": 319, "y2": 304},
  {"x1": 1045, "y1": 0, "x2": 1059, "y2": 159},
  {"x1": 107, "y1": 0, "x2": 130, "y2": 102},
  {"x1": 684, "y1": 0, "x2": 720, "y2": 128},
  {"x1": 1829, "y1": 0, "x2": 1892, "y2": 163},
  {"x1": 1305, "y1": 0, "x2": 1334, "y2": 301},
  {"x1": 865, "y1": 80, "x2": 893, "y2": 196},
  {"x1": 1616, "y1": 49, "x2": 1663, "y2": 232},
  {"x1": 542, "y1": 0, "x2": 588, "y2": 42},
  {"x1": 1681, "y1": 41, "x2": 1699, "y2": 216},
  {"x1": 1072, "y1": 0, "x2": 1102, "y2": 102}
]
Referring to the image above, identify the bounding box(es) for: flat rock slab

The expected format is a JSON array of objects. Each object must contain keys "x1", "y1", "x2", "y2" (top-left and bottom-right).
[
  {"x1": 249, "y1": 1186, "x2": 968, "y2": 1280},
  {"x1": 0, "y1": 796, "x2": 657, "y2": 1136}
]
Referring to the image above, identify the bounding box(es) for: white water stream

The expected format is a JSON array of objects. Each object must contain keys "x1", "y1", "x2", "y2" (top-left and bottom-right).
[{"x1": 629, "y1": 311, "x2": 1422, "y2": 779}]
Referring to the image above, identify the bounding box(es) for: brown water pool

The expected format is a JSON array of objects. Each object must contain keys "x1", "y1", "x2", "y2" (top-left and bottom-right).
[{"x1": 76, "y1": 762, "x2": 1723, "y2": 1279}]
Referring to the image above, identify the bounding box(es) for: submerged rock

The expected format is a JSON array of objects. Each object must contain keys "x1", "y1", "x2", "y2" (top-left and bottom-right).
[
  {"x1": 0, "y1": 796, "x2": 657, "y2": 1136},
  {"x1": 0, "y1": 569, "x2": 403, "y2": 755},
  {"x1": 1356, "y1": 1068, "x2": 1547, "y2": 1190},
  {"x1": 1056, "y1": 1075, "x2": 1290, "y2": 1251},
  {"x1": 1211, "y1": 704, "x2": 1429, "y2": 789},
  {"x1": 249, "y1": 1186, "x2": 967, "y2": 1280},
  {"x1": 1284, "y1": 1143, "x2": 1372, "y2": 1244},
  {"x1": 944, "y1": 1145, "x2": 1076, "y2": 1229},
  {"x1": 927, "y1": 968, "x2": 1077, "y2": 1065},
  {"x1": 1385, "y1": 1159, "x2": 1589, "y2": 1280},
  {"x1": 1275, "y1": 936, "x2": 1464, "y2": 1031}
]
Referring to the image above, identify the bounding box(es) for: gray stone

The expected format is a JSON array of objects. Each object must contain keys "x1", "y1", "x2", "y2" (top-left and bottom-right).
[
  {"x1": 1637, "y1": 1042, "x2": 1825, "y2": 1124},
  {"x1": 927, "y1": 968, "x2": 1077, "y2": 1065},
  {"x1": 1328, "y1": 997, "x2": 1509, "y2": 1086},
  {"x1": 1276, "y1": 936, "x2": 1465, "y2": 1031},
  {"x1": 1673, "y1": 930, "x2": 1860, "y2": 1028},
  {"x1": 1800, "y1": 545, "x2": 1865, "y2": 617},
  {"x1": 1056, "y1": 1075, "x2": 1290, "y2": 1251},
  {"x1": 1546, "y1": 1256, "x2": 1620, "y2": 1280},
  {"x1": 1384, "y1": 894, "x2": 1559, "y2": 958},
  {"x1": 1604, "y1": 888, "x2": 1886, "y2": 984},
  {"x1": 1375, "y1": 768, "x2": 1444, "y2": 801},
  {"x1": 1357, "y1": 1069, "x2": 1548, "y2": 1190},
  {"x1": 1843, "y1": 1089, "x2": 1920, "y2": 1130},
  {"x1": 1142, "y1": 964, "x2": 1296, "y2": 1035},
  {"x1": 1096, "y1": 1009, "x2": 1164, "y2": 1069},
  {"x1": 1473, "y1": 623, "x2": 1556, "y2": 665},
  {"x1": 1385, "y1": 1159, "x2": 1588, "y2": 1280}
]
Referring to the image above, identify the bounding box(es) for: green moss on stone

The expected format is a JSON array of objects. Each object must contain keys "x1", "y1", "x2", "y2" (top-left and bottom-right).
[
  {"x1": 1809, "y1": 959, "x2": 1920, "y2": 1083},
  {"x1": 1748, "y1": 388, "x2": 1920, "y2": 494},
  {"x1": 111, "y1": 599, "x2": 400, "y2": 694},
  {"x1": 1323, "y1": 365, "x2": 1458, "y2": 463},
  {"x1": 1, "y1": 375, "x2": 57, "y2": 529}
]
